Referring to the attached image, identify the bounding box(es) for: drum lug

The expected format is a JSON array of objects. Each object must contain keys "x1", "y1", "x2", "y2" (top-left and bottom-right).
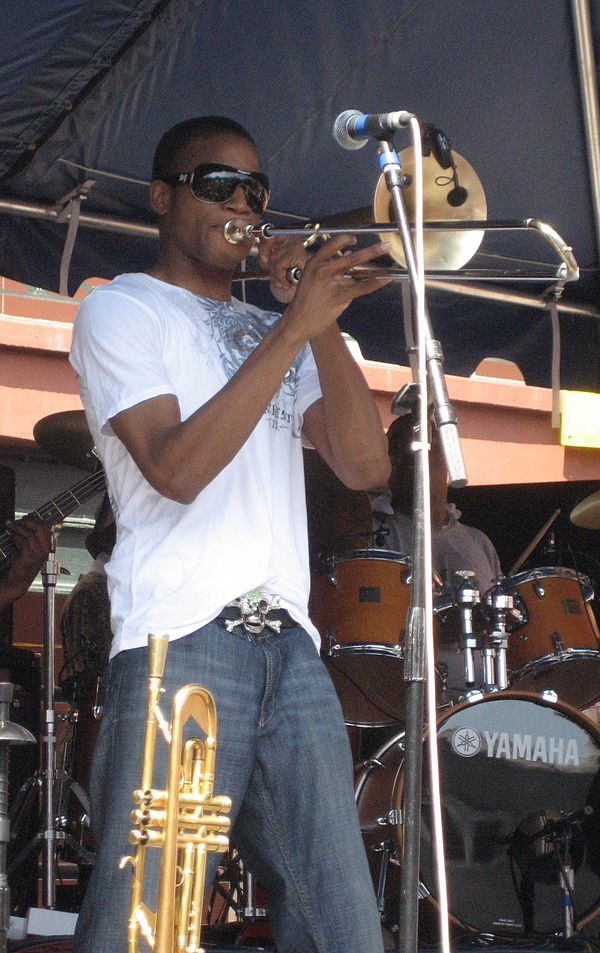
[
  {"x1": 541, "y1": 689, "x2": 559, "y2": 703},
  {"x1": 552, "y1": 631, "x2": 565, "y2": 654},
  {"x1": 377, "y1": 808, "x2": 402, "y2": 826},
  {"x1": 464, "y1": 689, "x2": 485, "y2": 704},
  {"x1": 325, "y1": 627, "x2": 340, "y2": 654},
  {"x1": 534, "y1": 580, "x2": 546, "y2": 599},
  {"x1": 363, "y1": 756, "x2": 385, "y2": 770}
]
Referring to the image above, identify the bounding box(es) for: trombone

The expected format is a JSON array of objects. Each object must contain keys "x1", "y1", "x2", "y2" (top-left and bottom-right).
[{"x1": 227, "y1": 150, "x2": 579, "y2": 289}]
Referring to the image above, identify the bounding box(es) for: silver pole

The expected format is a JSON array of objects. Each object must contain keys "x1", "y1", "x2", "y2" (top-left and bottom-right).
[{"x1": 571, "y1": 0, "x2": 600, "y2": 256}]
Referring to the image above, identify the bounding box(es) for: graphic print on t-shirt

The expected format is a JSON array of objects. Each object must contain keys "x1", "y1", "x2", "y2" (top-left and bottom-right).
[{"x1": 196, "y1": 296, "x2": 307, "y2": 432}]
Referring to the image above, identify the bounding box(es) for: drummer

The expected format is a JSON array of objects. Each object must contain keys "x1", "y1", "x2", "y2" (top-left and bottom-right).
[
  {"x1": 372, "y1": 410, "x2": 502, "y2": 594},
  {"x1": 371, "y1": 410, "x2": 502, "y2": 695}
]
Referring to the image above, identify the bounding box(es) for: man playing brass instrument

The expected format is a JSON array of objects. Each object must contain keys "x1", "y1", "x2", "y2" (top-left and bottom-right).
[{"x1": 70, "y1": 115, "x2": 391, "y2": 953}]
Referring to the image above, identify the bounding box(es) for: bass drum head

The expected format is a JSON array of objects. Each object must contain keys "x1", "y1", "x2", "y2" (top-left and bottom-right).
[
  {"x1": 358, "y1": 692, "x2": 600, "y2": 939},
  {"x1": 422, "y1": 693, "x2": 600, "y2": 937}
]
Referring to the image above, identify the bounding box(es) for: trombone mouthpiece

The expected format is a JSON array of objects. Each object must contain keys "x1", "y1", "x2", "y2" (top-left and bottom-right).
[{"x1": 224, "y1": 220, "x2": 255, "y2": 244}]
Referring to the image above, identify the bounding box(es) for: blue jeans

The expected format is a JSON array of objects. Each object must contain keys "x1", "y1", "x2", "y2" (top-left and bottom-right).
[{"x1": 73, "y1": 620, "x2": 384, "y2": 953}]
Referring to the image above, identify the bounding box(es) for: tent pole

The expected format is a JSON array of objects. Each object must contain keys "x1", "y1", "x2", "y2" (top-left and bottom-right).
[{"x1": 571, "y1": 0, "x2": 600, "y2": 258}]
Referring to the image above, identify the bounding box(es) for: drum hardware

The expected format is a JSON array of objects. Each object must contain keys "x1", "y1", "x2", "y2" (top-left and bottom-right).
[
  {"x1": 482, "y1": 584, "x2": 514, "y2": 692},
  {"x1": 379, "y1": 809, "x2": 403, "y2": 827},
  {"x1": 374, "y1": 840, "x2": 395, "y2": 914},
  {"x1": 462, "y1": 688, "x2": 485, "y2": 704},
  {"x1": 8, "y1": 533, "x2": 97, "y2": 904},
  {"x1": 507, "y1": 805, "x2": 594, "y2": 939},
  {"x1": 453, "y1": 571, "x2": 480, "y2": 690},
  {"x1": 242, "y1": 869, "x2": 267, "y2": 920},
  {"x1": 552, "y1": 632, "x2": 565, "y2": 652}
]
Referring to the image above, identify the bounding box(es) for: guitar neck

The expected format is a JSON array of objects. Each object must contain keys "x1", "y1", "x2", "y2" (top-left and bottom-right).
[{"x1": 0, "y1": 468, "x2": 107, "y2": 564}]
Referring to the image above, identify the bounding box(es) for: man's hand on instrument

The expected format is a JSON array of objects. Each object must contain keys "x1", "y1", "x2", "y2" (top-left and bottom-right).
[
  {"x1": 3, "y1": 518, "x2": 53, "y2": 594},
  {"x1": 282, "y1": 234, "x2": 392, "y2": 338},
  {"x1": 257, "y1": 234, "x2": 310, "y2": 303}
]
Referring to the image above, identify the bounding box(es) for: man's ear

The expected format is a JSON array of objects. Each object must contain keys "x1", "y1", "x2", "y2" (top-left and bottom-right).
[{"x1": 149, "y1": 179, "x2": 172, "y2": 215}]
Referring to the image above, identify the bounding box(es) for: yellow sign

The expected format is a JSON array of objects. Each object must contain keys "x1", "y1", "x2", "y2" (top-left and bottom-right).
[{"x1": 560, "y1": 390, "x2": 600, "y2": 448}]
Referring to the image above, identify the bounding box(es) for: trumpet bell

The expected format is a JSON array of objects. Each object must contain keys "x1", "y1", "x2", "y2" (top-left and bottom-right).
[{"x1": 373, "y1": 148, "x2": 487, "y2": 271}]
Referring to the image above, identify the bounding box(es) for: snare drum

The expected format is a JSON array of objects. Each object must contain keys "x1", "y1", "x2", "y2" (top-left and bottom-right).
[
  {"x1": 309, "y1": 550, "x2": 441, "y2": 727},
  {"x1": 497, "y1": 567, "x2": 600, "y2": 709},
  {"x1": 356, "y1": 691, "x2": 600, "y2": 938}
]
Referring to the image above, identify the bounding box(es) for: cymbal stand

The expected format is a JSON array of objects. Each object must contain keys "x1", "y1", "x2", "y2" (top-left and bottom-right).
[
  {"x1": 40, "y1": 531, "x2": 59, "y2": 908},
  {"x1": 374, "y1": 123, "x2": 466, "y2": 953},
  {"x1": 8, "y1": 528, "x2": 79, "y2": 910}
]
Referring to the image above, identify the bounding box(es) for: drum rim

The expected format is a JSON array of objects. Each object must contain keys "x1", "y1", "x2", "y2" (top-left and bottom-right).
[
  {"x1": 498, "y1": 565, "x2": 593, "y2": 589},
  {"x1": 326, "y1": 641, "x2": 403, "y2": 658},
  {"x1": 329, "y1": 548, "x2": 411, "y2": 564}
]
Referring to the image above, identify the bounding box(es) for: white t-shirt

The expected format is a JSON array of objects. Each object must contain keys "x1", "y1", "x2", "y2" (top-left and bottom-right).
[{"x1": 70, "y1": 273, "x2": 323, "y2": 656}]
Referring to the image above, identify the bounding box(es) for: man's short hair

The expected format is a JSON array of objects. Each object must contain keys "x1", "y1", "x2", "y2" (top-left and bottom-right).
[{"x1": 152, "y1": 116, "x2": 256, "y2": 180}]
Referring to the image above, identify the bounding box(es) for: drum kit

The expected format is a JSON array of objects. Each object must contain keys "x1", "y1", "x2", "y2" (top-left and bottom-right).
[
  {"x1": 14, "y1": 412, "x2": 600, "y2": 943},
  {"x1": 306, "y1": 449, "x2": 600, "y2": 943}
]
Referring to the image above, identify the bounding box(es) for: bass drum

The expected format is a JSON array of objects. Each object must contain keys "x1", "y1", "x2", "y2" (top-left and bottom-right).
[{"x1": 356, "y1": 692, "x2": 600, "y2": 938}]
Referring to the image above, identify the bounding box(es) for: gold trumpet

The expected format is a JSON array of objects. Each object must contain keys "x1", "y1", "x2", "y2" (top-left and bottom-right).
[{"x1": 120, "y1": 633, "x2": 231, "y2": 953}]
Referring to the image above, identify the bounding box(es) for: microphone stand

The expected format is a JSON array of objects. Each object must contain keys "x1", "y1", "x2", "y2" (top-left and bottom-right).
[{"x1": 374, "y1": 131, "x2": 467, "y2": 953}]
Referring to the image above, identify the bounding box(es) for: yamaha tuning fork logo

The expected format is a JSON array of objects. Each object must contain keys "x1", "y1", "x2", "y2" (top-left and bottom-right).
[{"x1": 450, "y1": 724, "x2": 581, "y2": 766}]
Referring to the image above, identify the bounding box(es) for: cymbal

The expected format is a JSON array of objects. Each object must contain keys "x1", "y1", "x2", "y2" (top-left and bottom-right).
[
  {"x1": 570, "y1": 489, "x2": 600, "y2": 529},
  {"x1": 33, "y1": 410, "x2": 96, "y2": 471},
  {"x1": 373, "y1": 148, "x2": 487, "y2": 271}
]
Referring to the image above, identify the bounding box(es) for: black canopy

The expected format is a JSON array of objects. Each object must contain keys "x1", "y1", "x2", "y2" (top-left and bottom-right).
[{"x1": 1, "y1": 0, "x2": 600, "y2": 390}]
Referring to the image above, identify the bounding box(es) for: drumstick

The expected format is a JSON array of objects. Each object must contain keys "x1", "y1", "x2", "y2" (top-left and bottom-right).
[{"x1": 508, "y1": 507, "x2": 561, "y2": 576}]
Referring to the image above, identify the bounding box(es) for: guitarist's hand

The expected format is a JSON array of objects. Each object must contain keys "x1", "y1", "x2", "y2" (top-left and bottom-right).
[{"x1": 0, "y1": 519, "x2": 52, "y2": 609}]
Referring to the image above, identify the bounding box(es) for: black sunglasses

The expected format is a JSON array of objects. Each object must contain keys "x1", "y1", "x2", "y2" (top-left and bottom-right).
[{"x1": 160, "y1": 162, "x2": 270, "y2": 214}]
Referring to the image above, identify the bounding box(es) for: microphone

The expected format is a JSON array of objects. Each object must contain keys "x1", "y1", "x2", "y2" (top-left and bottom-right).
[
  {"x1": 422, "y1": 123, "x2": 469, "y2": 207},
  {"x1": 333, "y1": 109, "x2": 414, "y2": 150}
]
